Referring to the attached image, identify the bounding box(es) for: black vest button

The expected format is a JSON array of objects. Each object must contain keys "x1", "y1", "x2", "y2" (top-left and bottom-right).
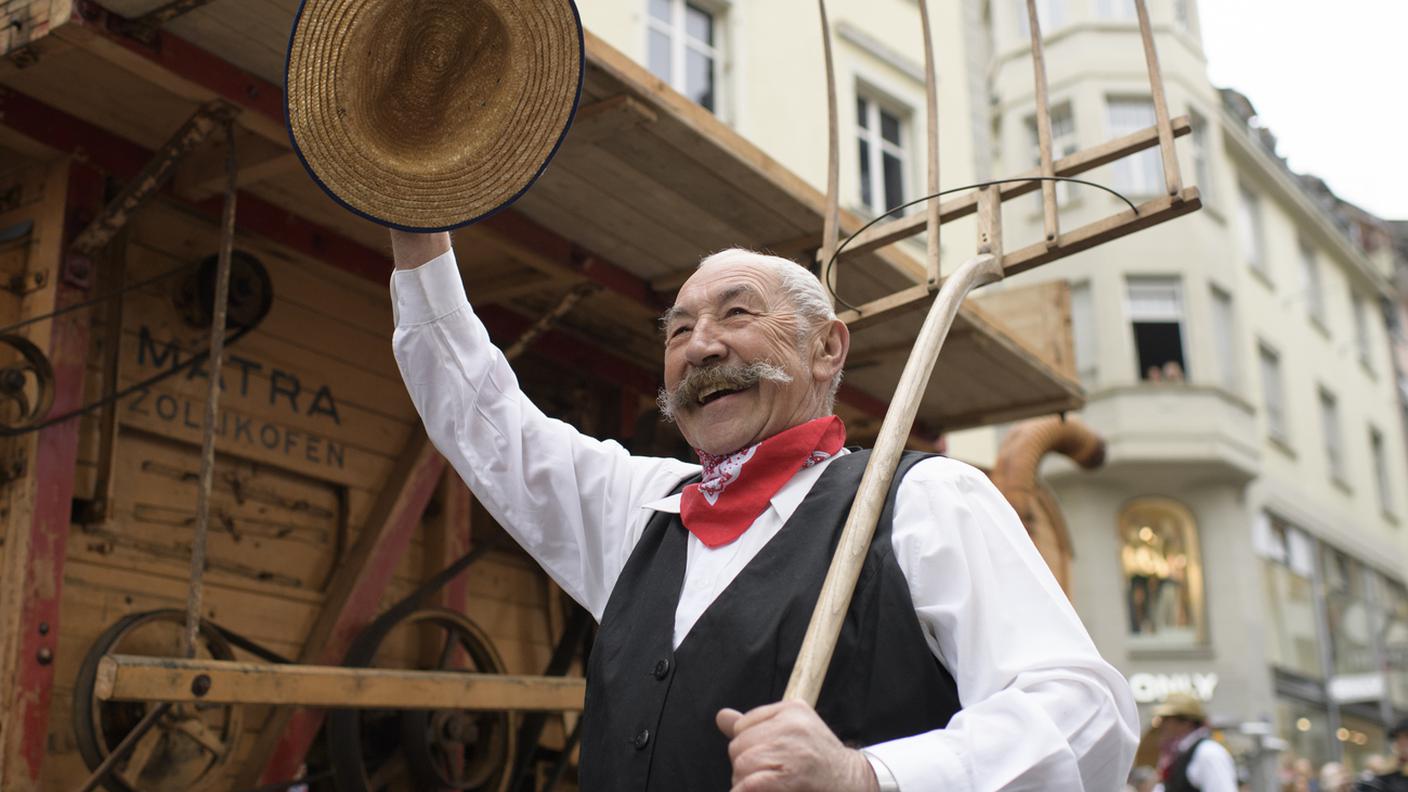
[
  {"x1": 632, "y1": 729, "x2": 651, "y2": 749},
  {"x1": 652, "y1": 658, "x2": 671, "y2": 679}
]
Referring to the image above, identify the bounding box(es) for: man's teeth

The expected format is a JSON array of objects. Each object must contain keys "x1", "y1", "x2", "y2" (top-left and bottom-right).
[{"x1": 699, "y1": 385, "x2": 741, "y2": 403}]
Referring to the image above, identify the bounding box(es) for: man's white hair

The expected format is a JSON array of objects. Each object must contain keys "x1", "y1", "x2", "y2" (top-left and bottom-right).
[{"x1": 695, "y1": 247, "x2": 844, "y2": 410}]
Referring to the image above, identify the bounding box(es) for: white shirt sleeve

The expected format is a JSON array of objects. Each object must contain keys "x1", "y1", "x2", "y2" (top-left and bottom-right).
[
  {"x1": 389, "y1": 249, "x2": 697, "y2": 619},
  {"x1": 862, "y1": 457, "x2": 1139, "y2": 792},
  {"x1": 1186, "y1": 739, "x2": 1239, "y2": 792}
]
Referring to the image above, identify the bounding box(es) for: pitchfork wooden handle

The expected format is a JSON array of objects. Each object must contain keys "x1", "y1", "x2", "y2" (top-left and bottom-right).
[{"x1": 784, "y1": 252, "x2": 1002, "y2": 705}]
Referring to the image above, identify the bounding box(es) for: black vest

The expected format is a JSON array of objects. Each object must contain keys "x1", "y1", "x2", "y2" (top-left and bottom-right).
[
  {"x1": 579, "y1": 450, "x2": 962, "y2": 791},
  {"x1": 1164, "y1": 738, "x2": 1205, "y2": 792}
]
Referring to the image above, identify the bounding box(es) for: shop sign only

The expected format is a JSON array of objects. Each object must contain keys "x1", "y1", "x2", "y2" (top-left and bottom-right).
[{"x1": 1129, "y1": 672, "x2": 1220, "y2": 704}]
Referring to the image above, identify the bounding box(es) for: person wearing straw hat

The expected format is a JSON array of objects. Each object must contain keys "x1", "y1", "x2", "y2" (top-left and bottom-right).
[
  {"x1": 386, "y1": 230, "x2": 1137, "y2": 791},
  {"x1": 1150, "y1": 692, "x2": 1237, "y2": 792},
  {"x1": 283, "y1": 0, "x2": 1135, "y2": 786},
  {"x1": 1356, "y1": 718, "x2": 1408, "y2": 792}
]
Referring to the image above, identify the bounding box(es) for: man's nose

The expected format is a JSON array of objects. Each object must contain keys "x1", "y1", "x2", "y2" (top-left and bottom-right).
[{"x1": 683, "y1": 316, "x2": 727, "y2": 367}]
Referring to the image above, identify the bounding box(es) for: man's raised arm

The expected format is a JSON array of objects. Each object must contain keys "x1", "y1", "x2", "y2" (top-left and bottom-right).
[{"x1": 387, "y1": 230, "x2": 697, "y2": 618}]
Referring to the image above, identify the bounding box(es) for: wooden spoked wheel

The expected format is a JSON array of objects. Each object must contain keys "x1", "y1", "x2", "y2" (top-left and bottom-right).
[
  {"x1": 328, "y1": 608, "x2": 516, "y2": 792},
  {"x1": 72, "y1": 609, "x2": 243, "y2": 792}
]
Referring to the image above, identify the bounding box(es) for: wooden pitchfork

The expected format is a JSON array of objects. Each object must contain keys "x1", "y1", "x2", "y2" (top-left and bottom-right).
[{"x1": 785, "y1": 0, "x2": 1195, "y2": 704}]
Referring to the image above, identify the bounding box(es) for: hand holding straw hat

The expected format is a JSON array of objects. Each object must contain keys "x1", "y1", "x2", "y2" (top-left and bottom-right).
[{"x1": 285, "y1": 0, "x2": 584, "y2": 231}]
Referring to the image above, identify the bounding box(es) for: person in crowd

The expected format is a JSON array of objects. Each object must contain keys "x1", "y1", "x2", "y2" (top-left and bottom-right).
[
  {"x1": 1152, "y1": 692, "x2": 1237, "y2": 792},
  {"x1": 1356, "y1": 718, "x2": 1408, "y2": 792}
]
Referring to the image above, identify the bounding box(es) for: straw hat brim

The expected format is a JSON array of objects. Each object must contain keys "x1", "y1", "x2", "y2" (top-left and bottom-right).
[{"x1": 285, "y1": 0, "x2": 584, "y2": 232}]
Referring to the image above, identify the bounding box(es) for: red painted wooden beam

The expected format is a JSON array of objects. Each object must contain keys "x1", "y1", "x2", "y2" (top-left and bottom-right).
[{"x1": 0, "y1": 163, "x2": 102, "y2": 792}]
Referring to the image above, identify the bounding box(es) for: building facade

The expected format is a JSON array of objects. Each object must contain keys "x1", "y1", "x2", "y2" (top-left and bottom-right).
[{"x1": 582, "y1": 0, "x2": 1408, "y2": 784}]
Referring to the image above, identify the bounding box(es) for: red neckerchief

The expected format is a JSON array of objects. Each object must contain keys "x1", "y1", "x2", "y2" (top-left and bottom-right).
[{"x1": 680, "y1": 416, "x2": 846, "y2": 548}]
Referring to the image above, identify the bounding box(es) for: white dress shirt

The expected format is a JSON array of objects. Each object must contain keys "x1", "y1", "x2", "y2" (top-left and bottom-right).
[{"x1": 390, "y1": 250, "x2": 1138, "y2": 792}]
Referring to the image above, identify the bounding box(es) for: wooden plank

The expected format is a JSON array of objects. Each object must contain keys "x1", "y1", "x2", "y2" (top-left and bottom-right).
[
  {"x1": 96, "y1": 655, "x2": 587, "y2": 711},
  {"x1": 570, "y1": 94, "x2": 658, "y2": 145},
  {"x1": 835, "y1": 117, "x2": 1192, "y2": 257},
  {"x1": 241, "y1": 428, "x2": 445, "y2": 787},
  {"x1": 0, "y1": 159, "x2": 98, "y2": 792}
]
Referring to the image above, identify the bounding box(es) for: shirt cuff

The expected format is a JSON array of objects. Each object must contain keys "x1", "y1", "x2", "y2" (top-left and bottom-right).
[
  {"x1": 389, "y1": 249, "x2": 469, "y2": 327},
  {"x1": 863, "y1": 750, "x2": 901, "y2": 792},
  {"x1": 864, "y1": 733, "x2": 968, "y2": 792}
]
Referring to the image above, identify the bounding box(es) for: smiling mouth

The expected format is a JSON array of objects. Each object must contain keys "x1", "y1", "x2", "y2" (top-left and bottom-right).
[{"x1": 698, "y1": 384, "x2": 749, "y2": 405}]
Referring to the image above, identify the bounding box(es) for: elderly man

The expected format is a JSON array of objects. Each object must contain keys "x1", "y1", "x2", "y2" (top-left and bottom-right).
[
  {"x1": 388, "y1": 230, "x2": 1137, "y2": 791},
  {"x1": 1357, "y1": 718, "x2": 1408, "y2": 792}
]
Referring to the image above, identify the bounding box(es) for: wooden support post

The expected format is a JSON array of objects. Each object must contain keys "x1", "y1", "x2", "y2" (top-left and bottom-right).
[
  {"x1": 236, "y1": 429, "x2": 446, "y2": 788},
  {"x1": 917, "y1": 0, "x2": 941, "y2": 287},
  {"x1": 1134, "y1": 0, "x2": 1182, "y2": 197},
  {"x1": 426, "y1": 472, "x2": 473, "y2": 612},
  {"x1": 817, "y1": 0, "x2": 841, "y2": 294},
  {"x1": 96, "y1": 655, "x2": 588, "y2": 712},
  {"x1": 0, "y1": 159, "x2": 102, "y2": 792},
  {"x1": 1025, "y1": 0, "x2": 1059, "y2": 247}
]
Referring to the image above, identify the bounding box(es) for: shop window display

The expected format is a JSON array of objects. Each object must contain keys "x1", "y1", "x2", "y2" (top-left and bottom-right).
[
  {"x1": 1377, "y1": 578, "x2": 1408, "y2": 709},
  {"x1": 1119, "y1": 497, "x2": 1205, "y2": 643},
  {"x1": 1322, "y1": 547, "x2": 1375, "y2": 677}
]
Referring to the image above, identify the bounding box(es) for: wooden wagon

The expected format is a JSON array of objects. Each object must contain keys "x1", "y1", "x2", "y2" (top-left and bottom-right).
[{"x1": 0, "y1": 1, "x2": 1197, "y2": 789}]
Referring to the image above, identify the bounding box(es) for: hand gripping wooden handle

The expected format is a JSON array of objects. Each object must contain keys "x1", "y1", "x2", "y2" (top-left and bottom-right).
[{"x1": 783, "y1": 252, "x2": 1003, "y2": 705}]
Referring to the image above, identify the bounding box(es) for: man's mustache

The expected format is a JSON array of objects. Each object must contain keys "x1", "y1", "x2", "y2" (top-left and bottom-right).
[{"x1": 657, "y1": 361, "x2": 793, "y2": 421}]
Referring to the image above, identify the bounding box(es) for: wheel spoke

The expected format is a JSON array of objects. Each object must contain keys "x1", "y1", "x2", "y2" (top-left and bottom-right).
[
  {"x1": 118, "y1": 725, "x2": 164, "y2": 786},
  {"x1": 174, "y1": 716, "x2": 227, "y2": 757}
]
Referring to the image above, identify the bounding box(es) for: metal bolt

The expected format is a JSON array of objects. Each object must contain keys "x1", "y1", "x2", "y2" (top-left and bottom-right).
[
  {"x1": 37, "y1": 622, "x2": 49, "y2": 636},
  {"x1": 36, "y1": 647, "x2": 52, "y2": 665},
  {"x1": 191, "y1": 673, "x2": 212, "y2": 697}
]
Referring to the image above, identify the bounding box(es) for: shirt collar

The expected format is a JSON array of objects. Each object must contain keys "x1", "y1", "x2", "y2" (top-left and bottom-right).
[{"x1": 640, "y1": 448, "x2": 849, "y2": 516}]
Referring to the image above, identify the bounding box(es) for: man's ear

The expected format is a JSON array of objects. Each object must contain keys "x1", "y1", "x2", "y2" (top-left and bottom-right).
[{"x1": 811, "y1": 318, "x2": 849, "y2": 385}]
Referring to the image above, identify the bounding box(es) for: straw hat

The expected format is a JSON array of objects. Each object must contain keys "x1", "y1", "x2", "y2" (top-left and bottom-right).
[
  {"x1": 1153, "y1": 692, "x2": 1207, "y2": 723},
  {"x1": 286, "y1": 0, "x2": 584, "y2": 231}
]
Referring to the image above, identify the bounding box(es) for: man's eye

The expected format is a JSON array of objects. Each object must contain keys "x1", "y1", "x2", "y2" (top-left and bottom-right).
[
  {"x1": 670, "y1": 325, "x2": 692, "y2": 338},
  {"x1": 726, "y1": 307, "x2": 751, "y2": 318}
]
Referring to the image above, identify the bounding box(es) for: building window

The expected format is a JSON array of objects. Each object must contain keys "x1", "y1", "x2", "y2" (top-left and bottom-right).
[
  {"x1": 1027, "y1": 103, "x2": 1077, "y2": 205},
  {"x1": 1016, "y1": 0, "x2": 1065, "y2": 36},
  {"x1": 1096, "y1": 0, "x2": 1137, "y2": 20},
  {"x1": 1119, "y1": 497, "x2": 1204, "y2": 644},
  {"x1": 647, "y1": 0, "x2": 721, "y2": 113},
  {"x1": 1380, "y1": 580, "x2": 1408, "y2": 709},
  {"x1": 1238, "y1": 184, "x2": 1267, "y2": 277},
  {"x1": 1107, "y1": 98, "x2": 1163, "y2": 197},
  {"x1": 1127, "y1": 276, "x2": 1186, "y2": 382},
  {"x1": 1352, "y1": 293, "x2": 1372, "y2": 367},
  {"x1": 1070, "y1": 280, "x2": 1097, "y2": 385},
  {"x1": 1371, "y1": 427, "x2": 1393, "y2": 515},
  {"x1": 1260, "y1": 343, "x2": 1287, "y2": 443},
  {"x1": 1319, "y1": 387, "x2": 1344, "y2": 482},
  {"x1": 1322, "y1": 547, "x2": 1373, "y2": 677},
  {"x1": 1174, "y1": 0, "x2": 1198, "y2": 34},
  {"x1": 856, "y1": 92, "x2": 909, "y2": 216},
  {"x1": 1189, "y1": 111, "x2": 1214, "y2": 203},
  {"x1": 1211, "y1": 286, "x2": 1237, "y2": 391},
  {"x1": 1257, "y1": 514, "x2": 1324, "y2": 678},
  {"x1": 1299, "y1": 241, "x2": 1326, "y2": 326}
]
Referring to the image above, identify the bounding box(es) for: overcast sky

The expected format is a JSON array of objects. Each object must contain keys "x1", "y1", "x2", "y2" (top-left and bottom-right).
[{"x1": 1197, "y1": 1, "x2": 1408, "y2": 220}]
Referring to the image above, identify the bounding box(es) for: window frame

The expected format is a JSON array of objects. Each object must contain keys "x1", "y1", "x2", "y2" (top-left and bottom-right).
[
  {"x1": 1126, "y1": 275, "x2": 1189, "y2": 382},
  {"x1": 1370, "y1": 426, "x2": 1394, "y2": 516},
  {"x1": 1319, "y1": 386, "x2": 1345, "y2": 484},
  {"x1": 1210, "y1": 285, "x2": 1238, "y2": 392},
  {"x1": 1299, "y1": 240, "x2": 1327, "y2": 328},
  {"x1": 646, "y1": 0, "x2": 725, "y2": 115},
  {"x1": 1069, "y1": 279, "x2": 1098, "y2": 386},
  {"x1": 1259, "y1": 342, "x2": 1289, "y2": 445},
  {"x1": 1016, "y1": 0, "x2": 1066, "y2": 37},
  {"x1": 1027, "y1": 101, "x2": 1078, "y2": 206},
  {"x1": 1106, "y1": 96, "x2": 1164, "y2": 198},
  {"x1": 1238, "y1": 184, "x2": 1268, "y2": 278},
  {"x1": 854, "y1": 86, "x2": 912, "y2": 217}
]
